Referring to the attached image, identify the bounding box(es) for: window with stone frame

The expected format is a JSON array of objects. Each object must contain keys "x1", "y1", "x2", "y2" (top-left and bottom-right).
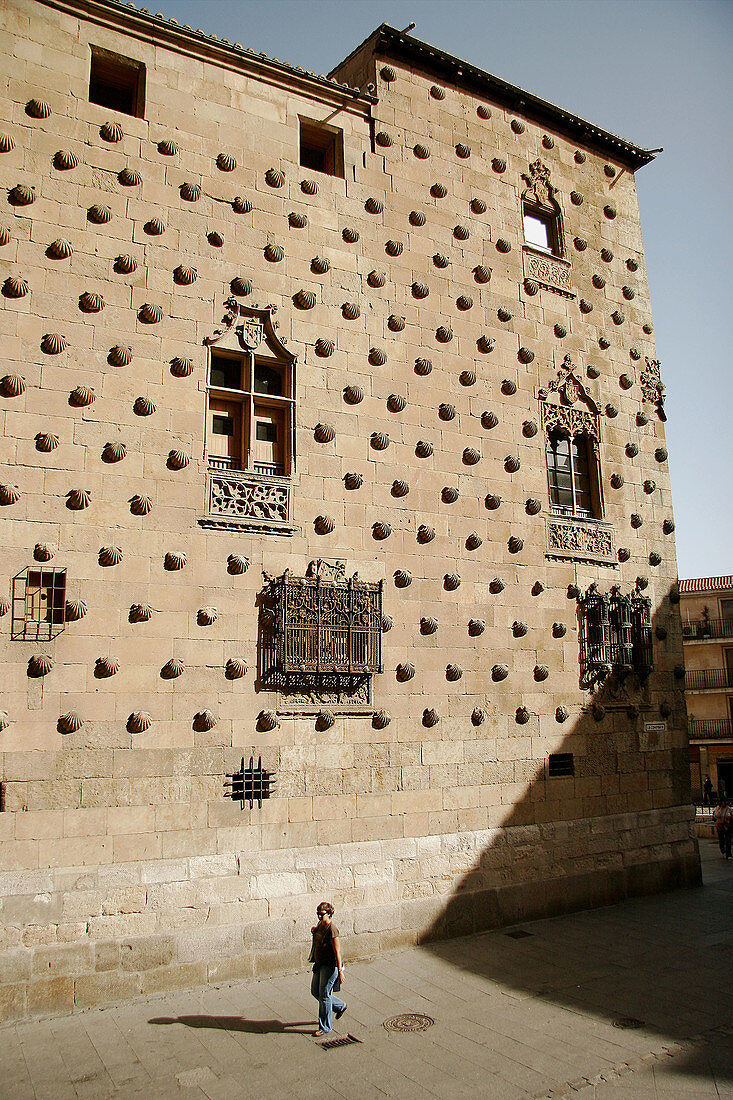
[
  {"x1": 89, "y1": 46, "x2": 145, "y2": 117},
  {"x1": 521, "y1": 159, "x2": 564, "y2": 258},
  {"x1": 299, "y1": 117, "x2": 344, "y2": 178},
  {"x1": 578, "y1": 584, "x2": 653, "y2": 688},
  {"x1": 546, "y1": 430, "x2": 598, "y2": 518}
]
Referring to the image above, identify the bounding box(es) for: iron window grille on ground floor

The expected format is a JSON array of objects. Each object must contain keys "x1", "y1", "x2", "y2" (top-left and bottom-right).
[{"x1": 578, "y1": 583, "x2": 653, "y2": 688}]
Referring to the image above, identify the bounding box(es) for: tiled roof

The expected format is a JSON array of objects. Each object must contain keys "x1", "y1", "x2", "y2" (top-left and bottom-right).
[{"x1": 679, "y1": 576, "x2": 733, "y2": 594}]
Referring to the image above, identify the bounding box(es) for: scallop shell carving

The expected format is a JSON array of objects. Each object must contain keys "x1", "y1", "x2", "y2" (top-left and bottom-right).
[
  {"x1": 441, "y1": 486, "x2": 459, "y2": 504},
  {"x1": 314, "y1": 515, "x2": 335, "y2": 535},
  {"x1": 70, "y1": 385, "x2": 96, "y2": 407},
  {"x1": 456, "y1": 295, "x2": 473, "y2": 311},
  {"x1": 525, "y1": 498, "x2": 542, "y2": 516},
  {"x1": 27, "y1": 97, "x2": 52, "y2": 118},
  {"x1": 3, "y1": 276, "x2": 29, "y2": 298},
  {"x1": 79, "y1": 291, "x2": 104, "y2": 313},
  {"x1": 225, "y1": 657, "x2": 247, "y2": 679},
  {"x1": 513, "y1": 621, "x2": 528, "y2": 637},
  {"x1": 41, "y1": 332, "x2": 68, "y2": 355},
  {"x1": 34, "y1": 543, "x2": 54, "y2": 562},
  {"x1": 385, "y1": 240, "x2": 403, "y2": 258},
  {"x1": 606, "y1": 403, "x2": 619, "y2": 418},
  {"x1": 508, "y1": 536, "x2": 524, "y2": 554},
  {"x1": 463, "y1": 447, "x2": 481, "y2": 466},
  {"x1": 58, "y1": 711, "x2": 83, "y2": 734},
  {"x1": 258, "y1": 709, "x2": 280, "y2": 731},
  {"x1": 534, "y1": 664, "x2": 550, "y2": 682},
  {"x1": 133, "y1": 396, "x2": 156, "y2": 417},
  {"x1": 431, "y1": 183, "x2": 448, "y2": 198},
  {"x1": 375, "y1": 131, "x2": 393, "y2": 147},
  {"x1": 435, "y1": 326, "x2": 453, "y2": 343},
  {"x1": 371, "y1": 432, "x2": 389, "y2": 450},
  {"x1": 289, "y1": 212, "x2": 307, "y2": 228},
  {"x1": 554, "y1": 324, "x2": 567, "y2": 338},
  {"x1": 477, "y1": 335, "x2": 495, "y2": 354},
  {"x1": 109, "y1": 344, "x2": 133, "y2": 366},
  {"x1": 391, "y1": 480, "x2": 409, "y2": 498},
  {"x1": 468, "y1": 619, "x2": 485, "y2": 637},
  {"x1": 126, "y1": 711, "x2": 152, "y2": 734},
  {"x1": 394, "y1": 570, "x2": 412, "y2": 589},
  {"x1": 344, "y1": 472, "x2": 363, "y2": 490},
  {"x1": 118, "y1": 167, "x2": 141, "y2": 186},
  {"x1": 413, "y1": 144, "x2": 430, "y2": 160},
  {"x1": 129, "y1": 603, "x2": 153, "y2": 622},
  {"x1": 414, "y1": 358, "x2": 432, "y2": 377},
  {"x1": 310, "y1": 255, "x2": 330, "y2": 275},
  {"x1": 0, "y1": 133, "x2": 16, "y2": 152},
  {"x1": 501, "y1": 379, "x2": 517, "y2": 396},
  {"x1": 381, "y1": 615, "x2": 393, "y2": 633},
  {"x1": 433, "y1": 254, "x2": 450, "y2": 270},
  {"x1": 417, "y1": 524, "x2": 435, "y2": 543},
  {"x1": 492, "y1": 157, "x2": 506, "y2": 173},
  {"x1": 300, "y1": 178, "x2": 318, "y2": 195},
  {"x1": 232, "y1": 196, "x2": 253, "y2": 214},
  {"x1": 9, "y1": 184, "x2": 35, "y2": 206},
  {"x1": 444, "y1": 574, "x2": 461, "y2": 591},
  {"x1": 174, "y1": 265, "x2": 198, "y2": 285},
  {"x1": 663, "y1": 519, "x2": 675, "y2": 534},
  {"x1": 314, "y1": 422, "x2": 336, "y2": 444},
  {"x1": 65, "y1": 599, "x2": 87, "y2": 621},
  {"x1": 342, "y1": 227, "x2": 360, "y2": 243},
  {"x1": 293, "y1": 289, "x2": 316, "y2": 310},
  {"x1": 649, "y1": 551, "x2": 662, "y2": 567},
  {"x1": 54, "y1": 149, "x2": 79, "y2": 170},
  {"x1": 387, "y1": 393, "x2": 406, "y2": 413},
  {"x1": 197, "y1": 607, "x2": 218, "y2": 626},
  {"x1": 208, "y1": 232, "x2": 224, "y2": 247},
  {"x1": 496, "y1": 239, "x2": 511, "y2": 254},
  {"x1": 454, "y1": 226, "x2": 470, "y2": 242},
  {"x1": 396, "y1": 662, "x2": 415, "y2": 683},
  {"x1": 446, "y1": 664, "x2": 463, "y2": 681},
  {"x1": 229, "y1": 277, "x2": 252, "y2": 297},
  {"x1": 369, "y1": 347, "x2": 387, "y2": 367},
  {"x1": 372, "y1": 710, "x2": 391, "y2": 730},
  {"x1": 474, "y1": 265, "x2": 491, "y2": 284},
  {"x1": 342, "y1": 302, "x2": 360, "y2": 320},
  {"x1": 466, "y1": 533, "x2": 483, "y2": 551},
  {"x1": 102, "y1": 441, "x2": 127, "y2": 463},
  {"x1": 145, "y1": 217, "x2": 166, "y2": 236},
  {"x1": 365, "y1": 197, "x2": 384, "y2": 214},
  {"x1": 139, "y1": 303, "x2": 163, "y2": 324},
  {"x1": 226, "y1": 554, "x2": 249, "y2": 576},
  {"x1": 1, "y1": 373, "x2": 25, "y2": 397},
  {"x1": 99, "y1": 545, "x2": 123, "y2": 567},
  {"x1": 343, "y1": 385, "x2": 364, "y2": 405},
  {"x1": 409, "y1": 210, "x2": 426, "y2": 226},
  {"x1": 481, "y1": 410, "x2": 499, "y2": 429},
  {"x1": 113, "y1": 254, "x2": 137, "y2": 275},
  {"x1": 460, "y1": 370, "x2": 477, "y2": 387},
  {"x1": 367, "y1": 270, "x2": 386, "y2": 288},
  {"x1": 101, "y1": 121, "x2": 124, "y2": 142},
  {"x1": 618, "y1": 548, "x2": 631, "y2": 562},
  {"x1": 216, "y1": 152, "x2": 236, "y2": 172},
  {"x1": 130, "y1": 494, "x2": 153, "y2": 515},
  {"x1": 412, "y1": 283, "x2": 430, "y2": 300},
  {"x1": 415, "y1": 440, "x2": 433, "y2": 458},
  {"x1": 166, "y1": 448, "x2": 190, "y2": 471},
  {"x1": 492, "y1": 665, "x2": 509, "y2": 682},
  {"x1": 372, "y1": 521, "x2": 392, "y2": 540},
  {"x1": 314, "y1": 710, "x2": 335, "y2": 732},
  {"x1": 193, "y1": 710, "x2": 217, "y2": 732},
  {"x1": 489, "y1": 577, "x2": 505, "y2": 593},
  {"x1": 265, "y1": 168, "x2": 285, "y2": 187},
  {"x1": 88, "y1": 204, "x2": 112, "y2": 224},
  {"x1": 0, "y1": 225, "x2": 10, "y2": 246},
  {"x1": 485, "y1": 493, "x2": 502, "y2": 510},
  {"x1": 504, "y1": 455, "x2": 521, "y2": 473},
  {"x1": 28, "y1": 654, "x2": 54, "y2": 677},
  {"x1": 66, "y1": 488, "x2": 91, "y2": 510},
  {"x1": 164, "y1": 551, "x2": 187, "y2": 571},
  {"x1": 170, "y1": 356, "x2": 194, "y2": 377},
  {"x1": 420, "y1": 616, "x2": 438, "y2": 637},
  {"x1": 422, "y1": 708, "x2": 440, "y2": 728}
]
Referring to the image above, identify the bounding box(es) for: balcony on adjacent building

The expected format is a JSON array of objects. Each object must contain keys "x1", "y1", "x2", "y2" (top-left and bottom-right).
[
  {"x1": 681, "y1": 616, "x2": 733, "y2": 641},
  {"x1": 684, "y1": 667, "x2": 733, "y2": 691},
  {"x1": 689, "y1": 718, "x2": 733, "y2": 740}
]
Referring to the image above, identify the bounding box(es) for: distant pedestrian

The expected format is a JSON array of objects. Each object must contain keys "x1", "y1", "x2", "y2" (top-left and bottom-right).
[
  {"x1": 713, "y1": 797, "x2": 732, "y2": 859},
  {"x1": 703, "y1": 775, "x2": 713, "y2": 808},
  {"x1": 309, "y1": 901, "x2": 346, "y2": 1037}
]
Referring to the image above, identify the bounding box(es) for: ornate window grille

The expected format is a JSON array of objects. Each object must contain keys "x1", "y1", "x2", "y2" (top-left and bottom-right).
[
  {"x1": 262, "y1": 560, "x2": 383, "y2": 690},
  {"x1": 578, "y1": 583, "x2": 653, "y2": 688},
  {"x1": 224, "y1": 755, "x2": 275, "y2": 809},
  {"x1": 11, "y1": 567, "x2": 66, "y2": 640}
]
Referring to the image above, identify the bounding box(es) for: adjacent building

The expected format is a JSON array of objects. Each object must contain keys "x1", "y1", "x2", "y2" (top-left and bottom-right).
[
  {"x1": 0, "y1": 0, "x2": 699, "y2": 1022},
  {"x1": 680, "y1": 576, "x2": 733, "y2": 800}
]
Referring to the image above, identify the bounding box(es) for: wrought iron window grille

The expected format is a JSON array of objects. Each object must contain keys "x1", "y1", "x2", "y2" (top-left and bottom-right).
[
  {"x1": 261, "y1": 560, "x2": 383, "y2": 694},
  {"x1": 548, "y1": 752, "x2": 575, "y2": 777},
  {"x1": 578, "y1": 583, "x2": 653, "y2": 688},
  {"x1": 225, "y1": 755, "x2": 275, "y2": 809},
  {"x1": 11, "y1": 567, "x2": 67, "y2": 640}
]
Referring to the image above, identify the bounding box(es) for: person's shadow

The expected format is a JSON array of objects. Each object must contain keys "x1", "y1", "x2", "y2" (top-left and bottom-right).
[{"x1": 149, "y1": 1015, "x2": 312, "y2": 1034}]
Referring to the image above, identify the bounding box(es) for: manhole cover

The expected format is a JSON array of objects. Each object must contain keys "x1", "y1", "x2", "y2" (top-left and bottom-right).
[
  {"x1": 383, "y1": 1013, "x2": 435, "y2": 1033},
  {"x1": 612, "y1": 1016, "x2": 644, "y2": 1030}
]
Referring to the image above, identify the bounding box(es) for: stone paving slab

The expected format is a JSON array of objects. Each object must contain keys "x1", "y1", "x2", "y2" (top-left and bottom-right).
[{"x1": 0, "y1": 840, "x2": 731, "y2": 1100}]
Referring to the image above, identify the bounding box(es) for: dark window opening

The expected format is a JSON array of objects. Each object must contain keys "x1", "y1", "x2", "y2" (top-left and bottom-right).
[
  {"x1": 256, "y1": 422, "x2": 278, "y2": 443},
  {"x1": 254, "y1": 362, "x2": 283, "y2": 396},
  {"x1": 299, "y1": 118, "x2": 344, "y2": 178},
  {"x1": 578, "y1": 584, "x2": 653, "y2": 688},
  {"x1": 549, "y1": 753, "x2": 574, "y2": 777},
  {"x1": 210, "y1": 354, "x2": 242, "y2": 391},
  {"x1": 89, "y1": 47, "x2": 145, "y2": 118},
  {"x1": 12, "y1": 567, "x2": 67, "y2": 640},
  {"x1": 212, "y1": 415, "x2": 234, "y2": 436},
  {"x1": 225, "y1": 755, "x2": 275, "y2": 809}
]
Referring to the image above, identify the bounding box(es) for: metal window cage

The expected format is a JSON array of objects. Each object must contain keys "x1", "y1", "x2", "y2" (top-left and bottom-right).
[
  {"x1": 549, "y1": 752, "x2": 575, "y2": 777},
  {"x1": 578, "y1": 584, "x2": 652, "y2": 687},
  {"x1": 11, "y1": 567, "x2": 67, "y2": 640},
  {"x1": 224, "y1": 755, "x2": 275, "y2": 809}
]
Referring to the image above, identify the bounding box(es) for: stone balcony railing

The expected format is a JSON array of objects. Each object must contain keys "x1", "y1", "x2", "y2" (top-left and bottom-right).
[{"x1": 200, "y1": 466, "x2": 295, "y2": 535}]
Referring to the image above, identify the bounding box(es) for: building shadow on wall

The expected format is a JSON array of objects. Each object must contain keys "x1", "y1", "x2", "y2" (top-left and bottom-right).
[{"x1": 417, "y1": 584, "x2": 730, "y2": 1083}]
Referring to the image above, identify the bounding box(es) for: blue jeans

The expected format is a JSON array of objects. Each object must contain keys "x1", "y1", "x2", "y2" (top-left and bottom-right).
[{"x1": 311, "y1": 964, "x2": 345, "y2": 1033}]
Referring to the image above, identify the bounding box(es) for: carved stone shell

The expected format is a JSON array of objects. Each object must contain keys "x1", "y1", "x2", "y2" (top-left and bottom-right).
[
  {"x1": 232, "y1": 196, "x2": 253, "y2": 214},
  {"x1": 128, "y1": 711, "x2": 152, "y2": 733},
  {"x1": 228, "y1": 278, "x2": 252, "y2": 299},
  {"x1": 129, "y1": 603, "x2": 153, "y2": 622},
  {"x1": 88, "y1": 203, "x2": 113, "y2": 224},
  {"x1": 649, "y1": 551, "x2": 662, "y2": 566},
  {"x1": 293, "y1": 289, "x2": 316, "y2": 310},
  {"x1": 375, "y1": 131, "x2": 393, "y2": 147},
  {"x1": 174, "y1": 265, "x2": 198, "y2": 285},
  {"x1": 466, "y1": 532, "x2": 483, "y2": 551},
  {"x1": 314, "y1": 422, "x2": 336, "y2": 444},
  {"x1": 167, "y1": 449, "x2": 190, "y2": 471},
  {"x1": 444, "y1": 573, "x2": 461, "y2": 591},
  {"x1": 485, "y1": 493, "x2": 502, "y2": 511},
  {"x1": 3, "y1": 276, "x2": 29, "y2": 298},
  {"x1": 372, "y1": 710, "x2": 391, "y2": 730},
  {"x1": 463, "y1": 447, "x2": 481, "y2": 466},
  {"x1": 197, "y1": 607, "x2": 218, "y2": 626},
  {"x1": 504, "y1": 455, "x2": 521, "y2": 474},
  {"x1": 300, "y1": 178, "x2": 318, "y2": 195},
  {"x1": 386, "y1": 393, "x2": 406, "y2": 414},
  {"x1": 606, "y1": 403, "x2": 619, "y2": 418},
  {"x1": 481, "y1": 411, "x2": 499, "y2": 431},
  {"x1": 433, "y1": 254, "x2": 450, "y2": 271},
  {"x1": 65, "y1": 599, "x2": 87, "y2": 621},
  {"x1": 415, "y1": 440, "x2": 433, "y2": 458},
  {"x1": 471, "y1": 269, "x2": 491, "y2": 291},
  {"x1": 101, "y1": 121, "x2": 124, "y2": 142},
  {"x1": 100, "y1": 441, "x2": 126, "y2": 465},
  {"x1": 381, "y1": 614, "x2": 393, "y2": 633},
  {"x1": 342, "y1": 227, "x2": 360, "y2": 243},
  {"x1": 644, "y1": 479, "x2": 656, "y2": 495},
  {"x1": 524, "y1": 279, "x2": 539, "y2": 296},
  {"x1": 441, "y1": 486, "x2": 459, "y2": 504},
  {"x1": 34, "y1": 543, "x2": 54, "y2": 562},
  {"x1": 525, "y1": 499, "x2": 542, "y2": 516},
  {"x1": 636, "y1": 410, "x2": 649, "y2": 426},
  {"x1": 343, "y1": 385, "x2": 364, "y2": 405},
  {"x1": 598, "y1": 336, "x2": 611, "y2": 350},
  {"x1": 553, "y1": 324, "x2": 567, "y2": 340},
  {"x1": 111, "y1": 255, "x2": 137, "y2": 278},
  {"x1": 384, "y1": 241, "x2": 403, "y2": 261},
  {"x1": 344, "y1": 472, "x2": 363, "y2": 490},
  {"x1": 70, "y1": 385, "x2": 96, "y2": 407},
  {"x1": 417, "y1": 524, "x2": 435, "y2": 543},
  {"x1": 489, "y1": 577, "x2": 505, "y2": 593},
  {"x1": 476, "y1": 335, "x2": 495, "y2": 355},
  {"x1": 223, "y1": 553, "x2": 249, "y2": 577},
  {"x1": 66, "y1": 488, "x2": 91, "y2": 510},
  {"x1": 289, "y1": 212, "x2": 307, "y2": 228},
  {"x1": 342, "y1": 302, "x2": 360, "y2": 320},
  {"x1": 534, "y1": 664, "x2": 549, "y2": 682},
  {"x1": 604, "y1": 205, "x2": 617, "y2": 220},
  {"x1": 468, "y1": 619, "x2": 485, "y2": 637},
  {"x1": 99, "y1": 545, "x2": 123, "y2": 567},
  {"x1": 0, "y1": 133, "x2": 16, "y2": 152},
  {"x1": 258, "y1": 709, "x2": 279, "y2": 731},
  {"x1": 579, "y1": 299, "x2": 593, "y2": 315},
  {"x1": 409, "y1": 210, "x2": 426, "y2": 226},
  {"x1": 492, "y1": 157, "x2": 506, "y2": 173},
  {"x1": 496, "y1": 238, "x2": 511, "y2": 254},
  {"x1": 394, "y1": 570, "x2": 412, "y2": 588},
  {"x1": 453, "y1": 225, "x2": 470, "y2": 241},
  {"x1": 413, "y1": 144, "x2": 430, "y2": 160},
  {"x1": 446, "y1": 664, "x2": 463, "y2": 682},
  {"x1": 133, "y1": 396, "x2": 156, "y2": 416},
  {"x1": 0, "y1": 225, "x2": 10, "y2": 246},
  {"x1": 225, "y1": 657, "x2": 247, "y2": 679},
  {"x1": 532, "y1": 581, "x2": 545, "y2": 596},
  {"x1": 130, "y1": 494, "x2": 153, "y2": 515},
  {"x1": 460, "y1": 370, "x2": 477, "y2": 388},
  {"x1": 618, "y1": 548, "x2": 631, "y2": 562},
  {"x1": 371, "y1": 432, "x2": 389, "y2": 450},
  {"x1": 365, "y1": 197, "x2": 384, "y2": 214},
  {"x1": 492, "y1": 665, "x2": 509, "y2": 682},
  {"x1": 314, "y1": 515, "x2": 335, "y2": 535},
  {"x1": 216, "y1": 152, "x2": 236, "y2": 172},
  {"x1": 601, "y1": 248, "x2": 614, "y2": 262},
  {"x1": 79, "y1": 291, "x2": 104, "y2": 312},
  {"x1": 610, "y1": 473, "x2": 624, "y2": 489},
  {"x1": 308, "y1": 256, "x2": 330, "y2": 276},
  {"x1": 367, "y1": 270, "x2": 386, "y2": 289},
  {"x1": 1, "y1": 373, "x2": 25, "y2": 397},
  {"x1": 0, "y1": 597, "x2": 8, "y2": 618},
  {"x1": 145, "y1": 217, "x2": 166, "y2": 236},
  {"x1": 513, "y1": 621, "x2": 528, "y2": 637},
  {"x1": 457, "y1": 295, "x2": 473, "y2": 311},
  {"x1": 171, "y1": 356, "x2": 194, "y2": 377},
  {"x1": 663, "y1": 518, "x2": 675, "y2": 535},
  {"x1": 477, "y1": 104, "x2": 491, "y2": 119},
  {"x1": 396, "y1": 662, "x2": 415, "y2": 683},
  {"x1": 265, "y1": 168, "x2": 285, "y2": 187},
  {"x1": 58, "y1": 711, "x2": 83, "y2": 733},
  {"x1": 193, "y1": 710, "x2": 216, "y2": 732},
  {"x1": 372, "y1": 521, "x2": 391, "y2": 540},
  {"x1": 41, "y1": 332, "x2": 68, "y2": 355},
  {"x1": 9, "y1": 184, "x2": 35, "y2": 206},
  {"x1": 315, "y1": 710, "x2": 335, "y2": 732},
  {"x1": 54, "y1": 149, "x2": 80, "y2": 171},
  {"x1": 391, "y1": 480, "x2": 409, "y2": 498},
  {"x1": 431, "y1": 183, "x2": 447, "y2": 198},
  {"x1": 164, "y1": 551, "x2": 187, "y2": 571},
  {"x1": 28, "y1": 654, "x2": 54, "y2": 677},
  {"x1": 556, "y1": 706, "x2": 569, "y2": 723},
  {"x1": 181, "y1": 181, "x2": 202, "y2": 202},
  {"x1": 208, "y1": 231, "x2": 224, "y2": 247},
  {"x1": 369, "y1": 347, "x2": 387, "y2": 367},
  {"x1": 118, "y1": 166, "x2": 142, "y2": 187},
  {"x1": 422, "y1": 708, "x2": 439, "y2": 727},
  {"x1": 436, "y1": 326, "x2": 453, "y2": 343}
]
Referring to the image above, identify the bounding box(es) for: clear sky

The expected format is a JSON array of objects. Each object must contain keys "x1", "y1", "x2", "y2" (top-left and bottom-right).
[{"x1": 153, "y1": 0, "x2": 732, "y2": 580}]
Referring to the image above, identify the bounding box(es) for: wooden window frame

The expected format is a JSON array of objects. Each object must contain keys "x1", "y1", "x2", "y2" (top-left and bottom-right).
[{"x1": 546, "y1": 430, "x2": 600, "y2": 519}]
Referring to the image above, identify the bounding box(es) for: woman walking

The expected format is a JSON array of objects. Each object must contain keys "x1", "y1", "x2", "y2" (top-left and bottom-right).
[{"x1": 310, "y1": 901, "x2": 347, "y2": 1037}]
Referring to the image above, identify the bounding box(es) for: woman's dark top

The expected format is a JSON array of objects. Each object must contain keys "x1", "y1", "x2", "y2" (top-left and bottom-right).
[{"x1": 312, "y1": 922, "x2": 339, "y2": 966}]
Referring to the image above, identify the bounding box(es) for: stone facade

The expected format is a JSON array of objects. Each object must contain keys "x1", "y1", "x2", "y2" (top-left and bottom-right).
[{"x1": 0, "y1": 0, "x2": 699, "y2": 1022}]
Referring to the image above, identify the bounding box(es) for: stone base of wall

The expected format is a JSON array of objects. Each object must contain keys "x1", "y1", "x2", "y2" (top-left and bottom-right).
[{"x1": 0, "y1": 805, "x2": 700, "y2": 1023}]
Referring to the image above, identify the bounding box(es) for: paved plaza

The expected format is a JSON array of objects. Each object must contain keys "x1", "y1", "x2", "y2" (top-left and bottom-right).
[{"x1": 1, "y1": 839, "x2": 731, "y2": 1100}]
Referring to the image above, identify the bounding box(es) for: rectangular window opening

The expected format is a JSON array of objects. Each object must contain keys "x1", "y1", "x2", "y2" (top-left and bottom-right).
[
  {"x1": 89, "y1": 46, "x2": 145, "y2": 118},
  {"x1": 225, "y1": 756, "x2": 275, "y2": 809},
  {"x1": 523, "y1": 205, "x2": 561, "y2": 257},
  {"x1": 12, "y1": 567, "x2": 67, "y2": 640},
  {"x1": 299, "y1": 118, "x2": 344, "y2": 178},
  {"x1": 548, "y1": 753, "x2": 574, "y2": 778}
]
